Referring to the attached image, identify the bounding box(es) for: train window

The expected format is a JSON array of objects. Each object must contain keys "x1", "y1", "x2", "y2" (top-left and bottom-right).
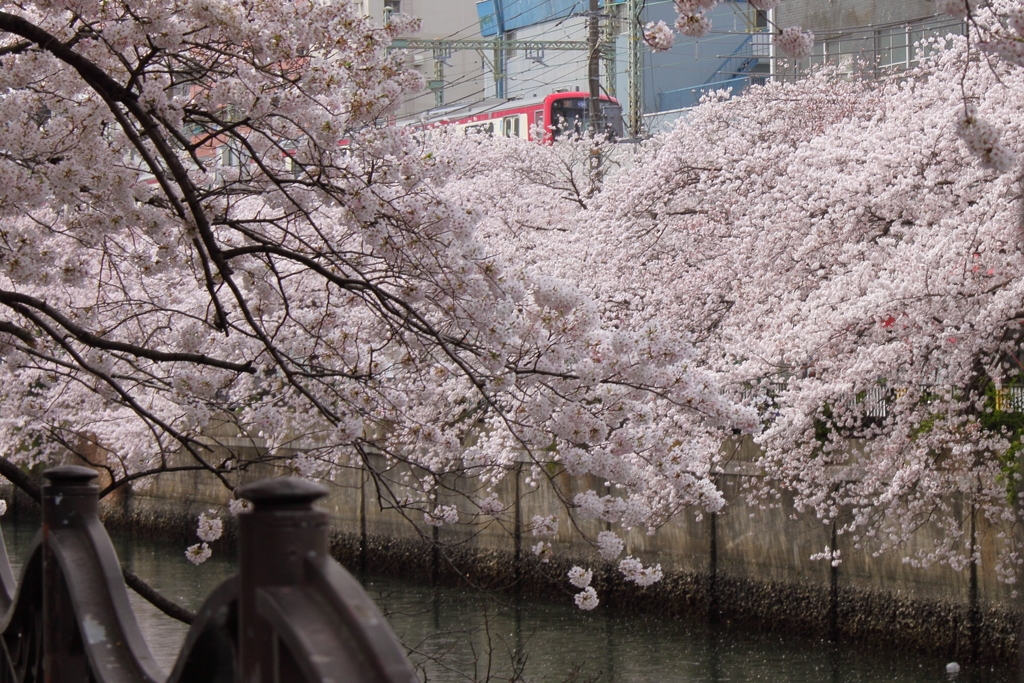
[
  {"x1": 534, "y1": 109, "x2": 543, "y2": 127},
  {"x1": 502, "y1": 116, "x2": 519, "y2": 138},
  {"x1": 600, "y1": 101, "x2": 624, "y2": 139},
  {"x1": 549, "y1": 97, "x2": 624, "y2": 138},
  {"x1": 550, "y1": 97, "x2": 587, "y2": 136}
]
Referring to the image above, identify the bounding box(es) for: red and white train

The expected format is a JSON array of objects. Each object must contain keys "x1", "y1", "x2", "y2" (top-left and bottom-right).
[{"x1": 403, "y1": 91, "x2": 624, "y2": 143}]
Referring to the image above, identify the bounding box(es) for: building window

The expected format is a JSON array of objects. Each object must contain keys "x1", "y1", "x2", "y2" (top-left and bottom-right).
[
  {"x1": 876, "y1": 17, "x2": 964, "y2": 72},
  {"x1": 876, "y1": 25, "x2": 910, "y2": 70},
  {"x1": 384, "y1": 0, "x2": 400, "y2": 24},
  {"x1": 221, "y1": 140, "x2": 249, "y2": 168}
]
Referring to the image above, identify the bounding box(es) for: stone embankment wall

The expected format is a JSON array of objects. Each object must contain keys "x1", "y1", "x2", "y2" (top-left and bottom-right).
[{"x1": 11, "y1": 435, "x2": 1018, "y2": 665}]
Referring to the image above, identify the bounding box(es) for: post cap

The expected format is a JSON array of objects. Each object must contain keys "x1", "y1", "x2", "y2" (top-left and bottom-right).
[
  {"x1": 43, "y1": 466, "x2": 99, "y2": 485},
  {"x1": 236, "y1": 478, "x2": 328, "y2": 508}
]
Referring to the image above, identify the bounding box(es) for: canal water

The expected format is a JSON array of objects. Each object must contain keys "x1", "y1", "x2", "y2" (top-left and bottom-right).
[{"x1": 0, "y1": 516, "x2": 1011, "y2": 683}]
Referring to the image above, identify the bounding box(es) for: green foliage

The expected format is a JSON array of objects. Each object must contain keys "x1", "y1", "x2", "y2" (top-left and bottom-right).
[
  {"x1": 813, "y1": 402, "x2": 834, "y2": 445},
  {"x1": 979, "y1": 380, "x2": 1024, "y2": 505}
]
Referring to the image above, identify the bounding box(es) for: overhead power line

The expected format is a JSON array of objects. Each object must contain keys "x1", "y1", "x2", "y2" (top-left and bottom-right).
[{"x1": 390, "y1": 38, "x2": 591, "y2": 52}]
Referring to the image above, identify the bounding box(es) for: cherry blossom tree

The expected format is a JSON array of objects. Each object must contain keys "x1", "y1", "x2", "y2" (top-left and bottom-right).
[
  {"x1": 539, "y1": 34, "x2": 1024, "y2": 580},
  {"x1": 0, "y1": 0, "x2": 761, "y2": 615},
  {"x1": 10, "y1": 0, "x2": 1024, "y2": 622},
  {"x1": 373, "y1": 20, "x2": 1024, "y2": 593},
  {"x1": 431, "y1": 1, "x2": 1024, "y2": 607}
]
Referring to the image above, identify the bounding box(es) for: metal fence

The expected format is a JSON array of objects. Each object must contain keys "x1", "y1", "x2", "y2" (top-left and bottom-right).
[{"x1": 0, "y1": 466, "x2": 418, "y2": 683}]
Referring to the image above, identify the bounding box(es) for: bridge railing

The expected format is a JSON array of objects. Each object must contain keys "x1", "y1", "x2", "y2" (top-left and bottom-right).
[{"x1": 0, "y1": 466, "x2": 418, "y2": 683}]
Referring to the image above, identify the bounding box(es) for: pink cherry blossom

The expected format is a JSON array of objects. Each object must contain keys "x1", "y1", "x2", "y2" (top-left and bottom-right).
[
  {"x1": 644, "y1": 20, "x2": 675, "y2": 53},
  {"x1": 676, "y1": 13, "x2": 712, "y2": 39},
  {"x1": 776, "y1": 27, "x2": 815, "y2": 58}
]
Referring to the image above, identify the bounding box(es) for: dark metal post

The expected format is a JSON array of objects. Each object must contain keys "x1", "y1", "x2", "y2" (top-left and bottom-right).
[
  {"x1": 494, "y1": 0, "x2": 507, "y2": 99},
  {"x1": 236, "y1": 478, "x2": 330, "y2": 683},
  {"x1": 586, "y1": 0, "x2": 605, "y2": 187},
  {"x1": 626, "y1": 0, "x2": 642, "y2": 137},
  {"x1": 42, "y1": 466, "x2": 99, "y2": 683},
  {"x1": 587, "y1": 0, "x2": 602, "y2": 134}
]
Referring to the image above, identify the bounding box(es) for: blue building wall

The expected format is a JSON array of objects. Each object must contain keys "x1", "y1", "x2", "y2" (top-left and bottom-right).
[
  {"x1": 642, "y1": 0, "x2": 762, "y2": 112},
  {"x1": 477, "y1": 0, "x2": 762, "y2": 115},
  {"x1": 477, "y1": 0, "x2": 622, "y2": 36}
]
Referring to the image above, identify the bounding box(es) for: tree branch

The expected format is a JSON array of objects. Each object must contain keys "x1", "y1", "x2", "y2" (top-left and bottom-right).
[
  {"x1": 0, "y1": 290, "x2": 253, "y2": 373},
  {"x1": 122, "y1": 567, "x2": 195, "y2": 624}
]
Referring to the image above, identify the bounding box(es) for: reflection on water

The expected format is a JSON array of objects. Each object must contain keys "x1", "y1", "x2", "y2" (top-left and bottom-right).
[
  {"x1": 366, "y1": 579, "x2": 1009, "y2": 683},
  {"x1": 0, "y1": 515, "x2": 1011, "y2": 683},
  {"x1": 1, "y1": 514, "x2": 235, "y2": 672}
]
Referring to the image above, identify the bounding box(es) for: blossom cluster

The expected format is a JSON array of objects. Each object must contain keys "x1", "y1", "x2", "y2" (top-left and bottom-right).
[
  {"x1": 568, "y1": 566, "x2": 593, "y2": 588},
  {"x1": 531, "y1": 541, "x2": 553, "y2": 562},
  {"x1": 228, "y1": 498, "x2": 253, "y2": 516},
  {"x1": 775, "y1": 27, "x2": 815, "y2": 58},
  {"x1": 185, "y1": 543, "x2": 212, "y2": 566},
  {"x1": 810, "y1": 546, "x2": 842, "y2": 568},
  {"x1": 478, "y1": 493, "x2": 503, "y2": 517},
  {"x1": 574, "y1": 587, "x2": 599, "y2": 610},
  {"x1": 197, "y1": 510, "x2": 224, "y2": 542},
  {"x1": 643, "y1": 21, "x2": 675, "y2": 53},
  {"x1": 618, "y1": 556, "x2": 663, "y2": 587},
  {"x1": 424, "y1": 505, "x2": 459, "y2": 527},
  {"x1": 956, "y1": 104, "x2": 1016, "y2": 173},
  {"x1": 676, "y1": 13, "x2": 712, "y2": 39},
  {"x1": 669, "y1": 0, "x2": 717, "y2": 46},
  {"x1": 531, "y1": 514, "x2": 559, "y2": 536},
  {"x1": 185, "y1": 510, "x2": 223, "y2": 565},
  {"x1": 574, "y1": 490, "x2": 628, "y2": 522},
  {"x1": 597, "y1": 531, "x2": 625, "y2": 561}
]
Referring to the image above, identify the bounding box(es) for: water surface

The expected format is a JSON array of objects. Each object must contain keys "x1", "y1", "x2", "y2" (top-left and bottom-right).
[{"x1": 0, "y1": 516, "x2": 1007, "y2": 683}]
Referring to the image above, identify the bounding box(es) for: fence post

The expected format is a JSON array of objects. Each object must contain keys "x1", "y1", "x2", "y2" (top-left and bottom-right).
[
  {"x1": 41, "y1": 465, "x2": 100, "y2": 683},
  {"x1": 236, "y1": 478, "x2": 330, "y2": 683}
]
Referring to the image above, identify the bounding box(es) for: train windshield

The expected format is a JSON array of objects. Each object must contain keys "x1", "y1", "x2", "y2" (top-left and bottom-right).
[
  {"x1": 550, "y1": 97, "x2": 624, "y2": 139},
  {"x1": 601, "y1": 101, "x2": 624, "y2": 138}
]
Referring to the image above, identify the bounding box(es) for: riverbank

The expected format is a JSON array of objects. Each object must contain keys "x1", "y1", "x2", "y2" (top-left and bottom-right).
[
  {"x1": 1, "y1": 512, "x2": 984, "y2": 683},
  {"x1": 3, "y1": 442, "x2": 1018, "y2": 666}
]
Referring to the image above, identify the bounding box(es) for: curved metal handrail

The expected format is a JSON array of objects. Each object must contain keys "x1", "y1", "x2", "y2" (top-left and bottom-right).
[
  {"x1": 0, "y1": 467, "x2": 417, "y2": 683},
  {"x1": 255, "y1": 559, "x2": 417, "y2": 683},
  {"x1": 46, "y1": 518, "x2": 165, "y2": 683},
  {"x1": 165, "y1": 576, "x2": 238, "y2": 683}
]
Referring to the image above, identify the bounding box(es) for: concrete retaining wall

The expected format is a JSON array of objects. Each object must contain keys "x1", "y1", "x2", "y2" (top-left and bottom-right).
[{"x1": 9, "y1": 437, "x2": 1019, "y2": 665}]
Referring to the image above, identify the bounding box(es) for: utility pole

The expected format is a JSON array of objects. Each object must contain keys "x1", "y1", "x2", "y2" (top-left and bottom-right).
[
  {"x1": 587, "y1": 0, "x2": 603, "y2": 134},
  {"x1": 432, "y1": 60, "x2": 444, "y2": 107},
  {"x1": 586, "y1": 0, "x2": 604, "y2": 188},
  {"x1": 627, "y1": 0, "x2": 643, "y2": 137},
  {"x1": 602, "y1": 8, "x2": 618, "y2": 99},
  {"x1": 495, "y1": 0, "x2": 507, "y2": 98}
]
